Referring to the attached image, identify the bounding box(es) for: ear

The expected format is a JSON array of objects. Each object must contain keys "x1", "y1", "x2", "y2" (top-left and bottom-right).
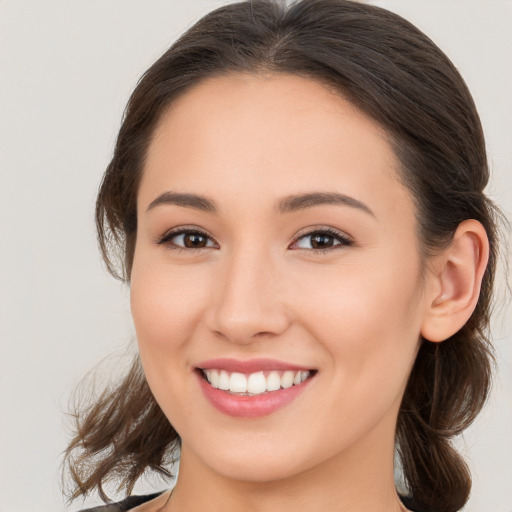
[{"x1": 420, "y1": 219, "x2": 489, "y2": 343}]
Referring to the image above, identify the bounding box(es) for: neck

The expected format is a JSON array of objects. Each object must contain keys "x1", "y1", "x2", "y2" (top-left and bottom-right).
[{"x1": 165, "y1": 412, "x2": 405, "y2": 512}]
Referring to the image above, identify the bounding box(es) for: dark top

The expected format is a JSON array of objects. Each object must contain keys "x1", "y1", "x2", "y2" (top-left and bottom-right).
[
  {"x1": 79, "y1": 492, "x2": 165, "y2": 512},
  {"x1": 79, "y1": 491, "x2": 424, "y2": 512}
]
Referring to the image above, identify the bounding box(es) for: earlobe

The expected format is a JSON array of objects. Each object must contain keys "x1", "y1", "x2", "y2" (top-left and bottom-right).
[{"x1": 420, "y1": 220, "x2": 489, "y2": 343}]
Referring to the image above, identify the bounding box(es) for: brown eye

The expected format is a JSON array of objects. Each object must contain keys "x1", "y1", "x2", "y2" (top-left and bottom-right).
[
  {"x1": 292, "y1": 228, "x2": 353, "y2": 252},
  {"x1": 182, "y1": 233, "x2": 209, "y2": 248},
  {"x1": 158, "y1": 230, "x2": 217, "y2": 250},
  {"x1": 310, "y1": 233, "x2": 336, "y2": 249}
]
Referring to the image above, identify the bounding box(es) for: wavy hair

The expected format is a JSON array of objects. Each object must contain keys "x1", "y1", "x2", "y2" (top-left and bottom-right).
[{"x1": 63, "y1": 1, "x2": 502, "y2": 511}]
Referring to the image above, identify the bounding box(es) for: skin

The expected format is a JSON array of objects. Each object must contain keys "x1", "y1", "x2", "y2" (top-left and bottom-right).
[{"x1": 129, "y1": 73, "x2": 488, "y2": 512}]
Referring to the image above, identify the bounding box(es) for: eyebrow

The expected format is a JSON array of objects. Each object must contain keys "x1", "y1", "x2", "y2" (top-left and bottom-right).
[
  {"x1": 147, "y1": 192, "x2": 217, "y2": 213},
  {"x1": 276, "y1": 192, "x2": 375, "y2": 217},
  {"x1": 146, "y1": 191, "x2": 375, "y2": 217}
]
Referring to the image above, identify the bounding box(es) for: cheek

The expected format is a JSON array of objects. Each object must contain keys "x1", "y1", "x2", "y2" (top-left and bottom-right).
[
  {"x1": 129, "y1": 262, "x2": 214, "y2": 425},
  {"x1": 290, "y1": 263, "x2": 423, "y2": 446},
  {"x1": 130, "y1": 260, "x2": 211, "y2": 359},
  {"x1": 294, "y1": 256, "x2": 423, "y2": 381}
]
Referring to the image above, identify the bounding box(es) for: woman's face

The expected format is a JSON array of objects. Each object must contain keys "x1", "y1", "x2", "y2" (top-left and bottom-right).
[{"x1": 131, "y1": 73, "x2": 430, "y2": 483}]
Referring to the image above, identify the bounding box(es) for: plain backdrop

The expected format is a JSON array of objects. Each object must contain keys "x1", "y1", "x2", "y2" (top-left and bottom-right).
[{"x1": 0, "y1": 1, "x2": 510, "y2": 511}]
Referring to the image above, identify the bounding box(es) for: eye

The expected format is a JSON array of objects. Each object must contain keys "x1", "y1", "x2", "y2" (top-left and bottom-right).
[
  {"x1": 291, "y1": 228, "x2": 353, "y2": 253},
  {"x1": 157, "y1": 228, "x2": 217, "y2": 251}
]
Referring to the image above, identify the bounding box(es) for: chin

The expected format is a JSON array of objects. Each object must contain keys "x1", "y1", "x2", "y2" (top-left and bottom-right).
[
  {"x1": 208, "y1": 454, "x2": 308, "y2": 483},
  {"x1": 186, "y1": 430, "x2": 324, "y2": 484}
]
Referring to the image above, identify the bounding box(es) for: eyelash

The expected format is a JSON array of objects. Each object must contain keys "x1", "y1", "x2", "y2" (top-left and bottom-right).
[
  {"x1": 292, "y1": 227, "x2": 354, "y2": 253},
  {"x1": 157, "y1": 226, "x2": 354, "y2": 255},
  {"x1": 157, "y1": 228, "x2": 218, "y2": 253}
]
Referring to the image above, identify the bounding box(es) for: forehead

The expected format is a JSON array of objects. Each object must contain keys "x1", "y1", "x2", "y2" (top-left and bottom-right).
[{"x1": 140, "y1": 72, "x2": 413, "y2": 222}]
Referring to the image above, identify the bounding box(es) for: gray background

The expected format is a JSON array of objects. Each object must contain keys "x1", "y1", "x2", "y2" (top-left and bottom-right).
[{"x1": 0, "y1": 1, "x2": 510, "y2": 511}]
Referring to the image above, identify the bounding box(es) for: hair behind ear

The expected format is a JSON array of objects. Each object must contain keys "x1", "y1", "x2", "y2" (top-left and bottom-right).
[{"x1": 396, "y1": 330, "x2": 494, "y2": 512}]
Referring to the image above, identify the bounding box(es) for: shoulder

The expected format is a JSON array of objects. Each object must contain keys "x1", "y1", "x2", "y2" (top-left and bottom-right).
[{"x1": 78, "y1": 492, "x2": 166, "y2": 512}]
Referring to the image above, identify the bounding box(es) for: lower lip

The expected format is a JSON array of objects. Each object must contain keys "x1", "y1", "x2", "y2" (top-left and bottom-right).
[{"x1": 196, "y1": 371, "x2": 314, "y2": 418}]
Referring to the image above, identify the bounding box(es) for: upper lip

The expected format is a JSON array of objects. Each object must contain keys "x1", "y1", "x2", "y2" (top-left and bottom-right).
[{"x1": 196, "y1": 358, "x2": 314, "y2": 374}]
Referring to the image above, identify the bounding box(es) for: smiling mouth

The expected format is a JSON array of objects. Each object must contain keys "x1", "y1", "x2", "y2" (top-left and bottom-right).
[{"x1": 197, "y1": 368, "x2": 317, "y2": 396}]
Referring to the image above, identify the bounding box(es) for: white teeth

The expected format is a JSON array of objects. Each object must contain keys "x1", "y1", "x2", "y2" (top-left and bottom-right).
[
  {"x1": 202, "y1": 368, "x2": 312, "y2": 395},
  {"x1": 281, "y1": 371, "x2": 294, "y2": 389},
  {"x1": 266, "y1": 371, "x2": 281, "y2": 391},
  {"x1": 229, "y1": 372, "x2": 248, "y2": 393},
  {"x1": 210, "y1": 369, "x2": 220, "y2": 388},
  {"x1": 218, "y1": 370, "x2": 230, "y2": 390},
  {"x1": 247, "y1": 372, "x2": 267, "y2": 394}
]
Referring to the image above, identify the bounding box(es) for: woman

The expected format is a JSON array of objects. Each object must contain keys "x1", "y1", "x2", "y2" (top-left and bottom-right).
[{"x1": 63, "y1": 1, "x2": 502, "y2": 511}]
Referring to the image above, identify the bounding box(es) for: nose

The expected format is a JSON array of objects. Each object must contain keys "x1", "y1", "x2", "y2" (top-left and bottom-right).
[{"x1": 205, "y1": 246, "x2": 291, "y2": 345}]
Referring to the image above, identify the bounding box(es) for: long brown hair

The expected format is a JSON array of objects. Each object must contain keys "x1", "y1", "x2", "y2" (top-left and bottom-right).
[{"x1": 63, "y1": 1, "x2": 502, "y2": 511}]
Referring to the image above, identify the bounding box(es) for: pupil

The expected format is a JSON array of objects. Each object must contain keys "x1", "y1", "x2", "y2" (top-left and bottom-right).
[
  {"x1": 311, "y1": 234, "x2": 333, "y2": 248},
  {"x1": 185, "y1": 233, "x2": 206, "y2": 248}
]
